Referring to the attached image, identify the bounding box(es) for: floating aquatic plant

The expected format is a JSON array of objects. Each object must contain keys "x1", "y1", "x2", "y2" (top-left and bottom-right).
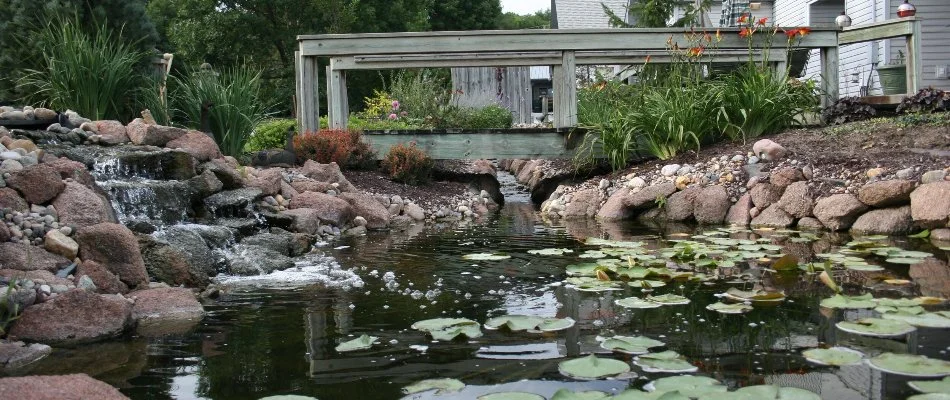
[
  {"x1": 868, "y1": 353, "x2": 950, "y2": 377},
  {"x1": 633, "y1": 350, "x2": 697, "y2": 373},
  {"x1": 462, "y1": 253, "x2": 511, "y2": 261},
  {"x1": 615, "y1": 296, "x2": 663, "y2": 309},
  {"x1": 644, "y1": 376, "x2": 727, "y2": 398},
  {"x1": 909, "y1": 376, "x2": 950, "y2": 394},
  {"x1": 402, "y1": 378, "x2": 465, "y2": 395},
  {"x1": 334, "y1": 334, "x2": 377, "y2": 352},
  {"x1": 558, "y1": 354, "x2": 631, "y2": 380},
  {"x1": 820, "y1": 293, "x2": 877, "y2": 309},
  {"x1": 412, "y1": 318, "x2": 483, "y2": 340},
  {"x1": 483, "y1": 315, "x2": 575, "y2": 332},
  {"x1": 802, "y1": 347, "x2": 864, "y2": 366},
  {"x1": 837, "y1": 318, "x2": 916, "y2": 337},
  {"x1": 600, "y1": 335, "x2": 665, "y2": 355},
  {"x1": 706, "y1": 301, "x2": 753, "y2": 314},
  {"x1": 733, "y1": 385, "x2": 821, "y2": 399},
  {"x1": 549, "y1": 389, "x2": 610, "y2": 400},
  {"x1": 527, "y1": 248, "x2": 574, "y2": 256},
  {"x1": 478, "y1": 392, "x2": 545, "y2": 400},
  {"x1": 721, "y1": 288, "x2": 785, "y2": 304}
]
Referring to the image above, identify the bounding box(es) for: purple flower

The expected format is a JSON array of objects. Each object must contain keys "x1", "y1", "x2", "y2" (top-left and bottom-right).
[
  {"x1": 388, "y1": 113, "x2": 398, "y2": 120},
  {"x1": 391, "y1": 100, "x2": 400, "y2": 111}
]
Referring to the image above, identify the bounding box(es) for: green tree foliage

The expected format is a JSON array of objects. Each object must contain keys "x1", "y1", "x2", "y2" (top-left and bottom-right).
[
  {"x1": 496, "y1": 9, "x2": 551, "y2": 30},
  {"x1": 428, "y1": 0, "x2": 501, "y2": 31},
  {"x1": 603, "y1": 0, "x2": 711, "y2": 28},
  {"x1": 0, "y1": 0, "x2": 158, "y2": 101}
]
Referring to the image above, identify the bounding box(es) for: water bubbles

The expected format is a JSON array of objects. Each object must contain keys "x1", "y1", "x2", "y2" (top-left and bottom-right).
[
  {"x1": 348, "y1": 304, "x2": 355, "y2": 310},
  {"x1": 464, "y1": 292, "x2": 472, "y2": 299},
  {"x1": 410, "y1": 290, "x2": 424, "y2": 300},
  {"x1": 368, "y1": 269, "x2": 379, "y2": 277}
]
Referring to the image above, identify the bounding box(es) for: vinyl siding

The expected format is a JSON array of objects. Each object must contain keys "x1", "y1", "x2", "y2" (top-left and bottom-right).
[
  {"x1": 887, "y1": 0, "x2": 950, "y2": 91},
  {"x1": 838, "y1": 0, "x2": 875, "y2": 97}
]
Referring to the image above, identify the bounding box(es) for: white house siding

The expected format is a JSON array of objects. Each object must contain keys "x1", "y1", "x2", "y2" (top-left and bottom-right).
[
  {"x1": 886, "y1": 0, "x2": 950, "y2": 91},
  {"x1": 838, "y1": 1, "x2": 875, "y2": 97}
]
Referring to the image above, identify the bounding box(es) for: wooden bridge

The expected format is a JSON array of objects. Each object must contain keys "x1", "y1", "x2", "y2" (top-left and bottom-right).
[{"x1": 295, "y1": 18, "x2": 922, "y2": 159}]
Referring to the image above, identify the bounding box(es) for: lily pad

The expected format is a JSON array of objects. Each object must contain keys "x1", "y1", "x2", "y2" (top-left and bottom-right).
[
  {"x1": 886, "y1": 257, "x2": 928, "y2": 264},
  {"x1": 558, "y1": 354, "x2": 631, "y2": 380},
  {"x1": 527, "y1": 248, "x2": 574, "y2": 256},
  {"x1": 629, "y1": 280, "x2": 667, "y2": 289},
  {"x1": 550, "y1": 389, "x2": 610, "y2": 400},
  {"x1": 868, "y1": 353, "x2": 950, "y2": 377},
  {"x1": 706, "y1": 301, "x2": 753, "y2": 314},
  {"x1": 334, "y1": 334, "x2": 377, "y2": 352},
  {"x1": 909, "y1": 377, "x2": 950, "y2": 394},
  {"x1": 837, "y1": 318, "x2": 916, "y2": 337},
  {"x1": 908, "y1": 394, "x2": 950, "y2": 400},
  {"x1": 478, "y1": 392, "x2": 545, "y2": 400},
  {"x1": 733, "y1": 385, "x2": 821, "y2": 400},
  {"x1": 633, "y1": 350, "x2": 698, "y2": 373},
  {"x1": 538, "y1": 317, "x2": 576, "y2": 332},
  {"x1": 615, "y1": 297, "x2": 663, "y2": 309},
  {"x1": 881, "y1": 312, "x2": 950, "y2": 328},
  {"x1": 820, "y1": 294, "x2": 877, "y2": 309},
  {"x1": 802, "y1": 347, "x2": 864, "y2": 366},
  {"x1": 411, "y1": 318, "x2": 483, "y2": 340},
  {"x1": 463, "y1": 253, "x2": 511, "y2": 261},
  {"x1": 566, "y1": 277, "x2": 624, "y2": 292},
  {"x1": 402, "y1": 378, "x2": 465, "y2": 395},
  {"x1": 645, "y1": 376, "x2": 727, "y2": 398},
  {"x1": 722, "y1": 288, "x2": 785, "y2": 304},
  {"x1": 483, "y1": 315, "x2": 574, "y2": 333},
  {"x1": 612, "y1": 390, "x2": 675, "y2": 400},
  {"x1": 647, "y1": 294, "x2": 691, "y2": 305},
  {"x1": 600, "y1": 335, "x2": 665, "y2": 355}
]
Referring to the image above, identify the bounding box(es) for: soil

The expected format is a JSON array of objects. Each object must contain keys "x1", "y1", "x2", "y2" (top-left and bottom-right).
[{"x1": 343, "y1": 170, "x2": 469, "y2": 210}]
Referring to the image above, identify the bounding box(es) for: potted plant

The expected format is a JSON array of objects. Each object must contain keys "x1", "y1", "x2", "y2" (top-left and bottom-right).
[{"x1": 877, "y1": 51, "x2": 906, "y2": 95}]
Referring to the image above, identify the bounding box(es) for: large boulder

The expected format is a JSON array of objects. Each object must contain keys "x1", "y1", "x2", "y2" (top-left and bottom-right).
[
  {"x1": 76, "y1": 260, "x2": 128, "y2": 294},
  {"x1": 240, "y1": 232, "x2": 308, "y2": 257},
  {"x1": 597, "y1": 188, "x2": 634, "y2": 221},
  {"x1": 857, "y1": 179, "x2": 915, "y2": 207},
  {"x1": 187, "y1": 169, "x2": 224, "y2": 199},
  {"x1": 752, "y1": 139, "x2": 786, "y2": 161},
  {"x1": 910, "y1": 181, "x2": 950, "y2": 228},
  {"x1": 94, "y1": 120, "x2": 129, "y2": 145},
  {"x1": 776, "y1": 181, "x2": 814, "y2": 218},
  {"x1": 288, "y1": 191, "x2": 355, "y2": 227},
  {"x1": 769, "y1": 167, "x2": 804, "y2": 188},
  {"x1": 166, "y1": 131, "x2": 222, "y2": 162},
  {"x1": 76, "y1": 223, "x2": 148, "y2": 289},
  {"x1": 561, "y1": 188, "x2": 602, "y2": 219},
  {"x1": 5, "y1": 164, "x2": 65, "y2": 204},
  {"x1": 246, "y1": 168, "x2": 284, "y2": 196},
  {"x1": 282, "y1": 208, "x2": 322, "y2": 235},
  {"x1": 130, "y1": 287, "x2": 204, "y2": 325},
  {"x1": 289, "y1": 177, "x2": 333, "y2": 193},
  {"x1": 139, "y1": 237, "x2": 209, "y2": 288},
  {"x1": 126, "y1": 118, "x2": 187, "y2": 146},
  {"x1": 51, "y1": 181, "x2": 117, "y2": 228},
  {"x1": 726, "y1": 194, "x2": 753, "y2": 226},
  {"x1": 0, "y1": 243, "x2": 71, "y2": 272},
  {"x1": 694, "y1": 185, "x2": 731, "y2": 224},
  {"x1": 9, "y1": 290, "x2": 133, "y2": 346},
  {"x1": 750, "y1": 183, "x2": 784, "y2": 209},
  {"x1": 298, "y1": 160, "x2": 356, "y2": 192},
  {"x1": 750, "y1": 205, "x2": 795, "y2": 228},
  {"x1": 813, "y1": 194, "x2": 868, "y2": 231},
  {"x1": 0, "y1": 187, "x2": 28, "y2": 212},
  {"x1": 0, "y1": 374, "x2": 130, "y2": 400},
  {"x1": 340, "y1": 192, "x2": 390, "y2": 229},
  {"x1": 851, "y1": 206, "x2": 915, "y2": 235},
  {"x1": 44, "y1": 157, "x2": 97, "y2": 189},
  {"x1": 203, "y1": 187, "x2": 263, "y2": 217},
  {"x1": 909, "y1": 258, "x2": 950, "y2": 298},
  {"x1": 228, "y1": 244, "x2": 295, "y2": 275},
  {"x1": 665, "y1": 187, "x2": 700, "y2": 222},
  {"x1": 198, "y1": 158, "x2": 245, "y2": 189}
]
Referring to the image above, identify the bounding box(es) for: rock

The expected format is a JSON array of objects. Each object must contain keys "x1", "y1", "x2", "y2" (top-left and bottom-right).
[
  {"x1": 9, "y1": 289, "x2": 133, "y2": 345},
  {"x1": 198, "y1": 159, "x2": 245, "y2": 189},
  {"x1": 909, "y1": 258, "x2": 950, "y2": 298},
  {"x1": 598, "y1": 179, "x2": 610, "y2": 190},
  {"x1": 5, "y1": 164, "x2": 65, "y2": 204},
  {"x1": 0, "y1": 224, "x2": 9, "y2": 242},
  {"x1": 44, "y1": 157, "x2": 97, "y2": 188},
  {"x1": 139, "y1": 238, "x2": 208, "y2": 288},
  {"x1": 0, "y1": 187, "x2": 28, "y2": 212},
  {"x1": 404, "y1": 203, "x2": 425, "y2": 220},
  {"x1": 0, "y1": 243, "x2": 71, "y2": 272},
  {"x1": 866, "y1": 167, "x2": 885, "y2": 178},
  {"x1": 921, "y1": 169, "x2": 948, "y2": 184},
  {"x1": 932, "y1": 228, "x2": 950, "y2": 242},
  {"x1": 597, "y1": 184, "x2": 677, "y2": 221},
  {"x1": 726, "y1": 194, "x2": 753, "y2": 226},
  {"x1": 289, "y1": 177, "x2": 333, "y2": 193},
  {"x1": 44, "y1": 229, "x2": 78, "y2": 259},
  {"x1": 344, "y1": 225, "x2": 367, "y2": 236},
  {"x1": 797, "y1": 217, "x2": 825, "y2": 230},
  {"x1": 694, "y1": 185, "x2": 731, "y2": 224},
  {"x1": 288, "y1": 191, "x2": 355, "y2": 227},
  {"x1": 910, "y1": 181, "x2": 950, "y2": 228},
  {"x1": 241, "y1": 232, "x2": 301, "y2": 257},
  {"x1": 813, "y1": 194, "x2": 868, "y2": 231},
  {"x1": 674, "y1": 175, "x2": 691, "y2": 190},
  {"x1": 750, "y1": 205, "x2": 795, "y2": 228},
  {"x1": 80, "y1": 121, "x2": 98, "y2": 133},
  {"x1": 282, "y1": 208, "x2": 322, "y2": 234},
  {"x1": 752, "y1": 139, "x2": 786, "y2": 161},
  {"x1": 228, "y1": 244, "x2": 295, "y2": 275},
  {"x1": 851, "y1": 206, "x2": 915, "y2": 235},
  {"x1": 0, "y1": 374, "x2": 130, "y2": 400},
  {"x1": 776, "y1": 181, "x2": 814, "y2": 218},
  {"x1": 0, "y1": 110, "x2": 26, "y2": 120},
  {"x1": 150, "y1": 226, "x2": 218, "y2": 283},
  {"x1": 896, "y1": 167, "x2": 915, "y2": 180},
  {"x1": 93, "y1": 120, "x2": 129, "y2": 145},
  {"x1": 339, "y1": 192, "x2": 390, "y2": 229},
  {"x1": 76, "y1": 223, "x2": 148, "y2": 289},
  {"x1": 76, "y1": 260, "x2": 129, "y2": 294},
  {"x1": 747, "y1": 156, "x2": 760, "y2": 165},
  {"x1": 166, "y1": 131, "x2": 222, "y2": 162},
  {"x1": 187, "y1": 169, "x2": 224, "y2": 198},
  {"x1": 561, "y1": 188, "x2": 602, "y2": 219},
  {"x1": 279, "y1": 180, "x2": 298, "y2": 199},
  {"x1": 664, "y1": 188, "x2": 699, "y2": 222},
  {"x1": 33, "y1": 107, "x2": 56, "y2": 120},
  {"x1": 298, "y1": 160, "x2": 356, "y2": 192},
  {"x1": 65, "y1": 110, "x2": 90, "y2": 127},
  {"x1": 627, "y1": 177, "x2": 647, "y2": 189},
  {"x1": 0, "y1": 341, "x2": 51, "y2": 371},
  {"x1": 130, "y1": 287, "x2": 204, "y2": 326},
  {"x1": 661, "y1": 164, "x2": 680, "y2": 177},
  {"x1": 204, "y1": 187, "x2": 263, "y2": 216},
  {"x1": 802, "y1": 165, "x2": 813, "y2": 180},
  {"x1": 126, "y1": 118, "x2": 188, "y2": 146},
  {"x1": 51, "y1": 181, "x2": 116, "y2": 228},
  {"x1": 770, "y1": 167, "x2": 804, "y2": 188},
  {"x1": 750, "y1": 183, "x2": 784, "y2": 209},
  {"x1": 247, "y1": 168, "x2": 283, "y2": 196},
  {"x1": 857, "y1": 180, "x2": 915, "y2": 207}
]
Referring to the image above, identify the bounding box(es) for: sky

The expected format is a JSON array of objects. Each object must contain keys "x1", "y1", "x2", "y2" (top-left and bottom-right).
[{"x1": 501, "y1": 0, "x2": 550, "y2": 15}]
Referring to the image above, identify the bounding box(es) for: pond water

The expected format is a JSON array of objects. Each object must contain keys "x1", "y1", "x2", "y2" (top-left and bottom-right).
[{"x1": 24, "y1": 198, "x2": 950, "y2": 399}]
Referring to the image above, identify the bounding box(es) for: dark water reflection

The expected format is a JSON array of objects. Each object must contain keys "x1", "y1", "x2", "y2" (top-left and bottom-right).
[{"x1": 20, "y1": 202, "x2": 950, "y2": 399}]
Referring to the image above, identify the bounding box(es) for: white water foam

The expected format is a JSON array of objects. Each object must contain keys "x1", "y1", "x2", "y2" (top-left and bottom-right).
[{"x1": 214, "y1": 252, "x2": 364, "y2": 290}]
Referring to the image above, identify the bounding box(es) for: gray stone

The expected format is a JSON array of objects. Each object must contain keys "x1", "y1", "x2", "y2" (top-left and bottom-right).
[
  {"x1": 665, "y1": 187, "x2": 700, "y2": 222},
  {"x1": 404, "y1": 203, "x2": 425, "y2": 220},
  {"x1": 694, "y1": 185, "x2": 731, "y2": 224},
  {"x1": 851, "y1": 206, "x2": 915, "y2": 235},
  {"x1": 921, "y1": 169, "x2": 948, "y2": 184},
  {"x1": 9, "y1": 289, "x2": 133, "y2": 346},
  {"x1": 204, "y1": 187, "x2": 263, "y2": 216},
  {"x1": 797, "y1": 217, "x2": 825, "y2": 230},
  {"x1": 283, "y1": 208, "x2": 322, "y2": 235},
  {"x1": 776, "y1": 181, "x2": 814, "y2": 218},
  {"x1": 726, "y1": 194, "x2": 753, "y2": 226},
  {"x1": 813, "y1": 194, "x2": 868, "y2": 231},
  {"x1": 661, "y1": 164, "x2": 681, "y2": 177},
  {"x1": 910, "y1": 181, "x2": 950, "y2": 228},
  {"x1": 0, "y1": 341, "x2": 51, "y2": 371},
  {"x1": 857, "y1": 180, "x2": 915, "y2": 207},
  {"x1": 750, "y1": 183, "x2": 784, "y2": 209},
  {"x1": 228, "y1": 244, "x2": 295, "y2": 275},
  {"x1": 750, "y1": 205, "x2": 795, "y2": 228}
]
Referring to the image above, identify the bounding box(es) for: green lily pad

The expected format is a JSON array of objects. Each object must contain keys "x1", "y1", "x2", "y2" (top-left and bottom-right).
[
  {"x1": 633, "y1": 350, "x2": 697, "y2": 373},
  {"x1": 706, "y1": 301, "x2": 753, "y2": 314},
  {"x1": 585, "y1": 238, "x2": 644, "y2": 248},
  {"x1": 411, "y1": 318, "x2": 483, "y2": 340},
  {"x1": 629, "y1": 280, "x2": 667, "y2": 289},
  {"x1": 528, "y1": 248, "x2": 574, "y2": 256},
  {"x1": 908, "y1": 394, "x2": 950, "y2": 400},
  {"x1": 334, "y1": 334, "x2": 377, "y2": 352},
  {"x1": 722, "y1": 288, "x2": 785, "y2": 304},
  {"x1": 484, "y1": 315, "x2": 543, "y2": 331},
  {"x1": 645, "y1": 376, "x2": 727, "y2": 398},
  {"x1": 578, "y1": 251, "x2": 608, "y2": 259},
  {"x1": 566, "y1": 263, "x2": 601, "y2": 276},
  {"x1": 478, "y1": 392, "x2": 545, "y2": 400},
  {"x1": 615, "y1": 297, "x2": 663, "y2": 309},
  {"x1": 463, "y1": 253, "x2": 511, "y2": 261},
  {"x1": 820, "y1": 294, "x2": 877, "y2": 309},
  {"x1": 802, "y1": 347, "x2": 864, "y2": 366},
  {"x1": 558, "y1": 354, "x2": 631, "y2": 379},
  {"x1": 600, "y1": 335, "x2": 665, "y2": 355},
  {"x1": 402, "y1": 378, "x2": 465, "y2": 394},
  {"x1": 647, "y1": 294, "x2": 691, "y2": 305},
  {"x1": 868, "y1": 353, "x2": 950, "y2": 377},
  {"x1": 538, "y1": 317, "x2": 576, "y2": 332},
  {"x1": 910, "y1": 377, "x2": 950, "y2": 394},
  {"x1": 881, "y1": 312, "x2": 950, "y2": 328},
  {"x1": 877, "y1": 298, "x2": 924, "y2": 307},
  {"x1": 875, "y1": 305, "x2": 925, "y2": 315},
  {"x1": 837, "y1": 318, "x2": 916, "y2": 337},
  {"x1": 733, "y1": 385, "x2": 821, "y2": 400},
  {"x1": 843, "y1": 262, "x2": 885, "y2": 272},
  {"x1": 886, "y1": 257, "x2": 928, "y2": 264},
  {"x1": 550, "y1": 389, "x2": 610, "y2": 400},
  {"x1": 565, "y1": 277, "x2": 624, "y2": 292},
  {"x1": 612, "y1": 390, "x2": 675, "y2": 400}
]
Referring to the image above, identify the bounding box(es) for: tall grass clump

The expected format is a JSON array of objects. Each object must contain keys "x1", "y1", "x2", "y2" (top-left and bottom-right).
[
  {"x1": 575, "y1": 81, "x2": 641, "y2": 170},
  {"x1": 18, "y1": 21, "x2": 148, "y2": 121},
  {"x1": 171, "y1": 66, "x2": 272, "y2": 157},
  {"x1": 388, "y1": 69, "x2": 451, "y2": 121},
  {"x1": 632, "y1": 81, "x2": 723, "y2": 160}
]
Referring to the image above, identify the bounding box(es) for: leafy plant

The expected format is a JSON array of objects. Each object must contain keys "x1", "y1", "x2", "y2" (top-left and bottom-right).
[
  {"x1": 245, "y1": 118, "x2": 296, "y2": 152},
  {"x1": 293, "y1": 129, "x2": 353, "y2": 165},
  {"x1": 896, "y1": 87, "x2": 949, "y2": 114},
  {"x1": 388, "y1": 69, "x2": 451, "y2": 121},
  {"x1": 18, "y1": 21, "x2": 149, "y2": 121},
  {"x1": 821, "y1": 97, "x2": 876, "y2": 125},
  {"x1": 633, "y1": 82, "x2": 721, "y2": 159},
  {"x1": 383, "y1": 142, "x2": 433, "y2": 185},
  {"x1": 719, "y1": 64, "x2": 817, "y2": 142},
  {"x1": 0, "y1": 278, "x2": 23, "y2": 337},
  {"x1": 432, "y1": 105, "x2": 513, "y2": 129}
]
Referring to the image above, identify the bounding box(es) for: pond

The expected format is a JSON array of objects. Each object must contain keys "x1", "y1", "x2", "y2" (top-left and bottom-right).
[{"x1": 23, "y1": 198, "x2": 950, "y2": 400}]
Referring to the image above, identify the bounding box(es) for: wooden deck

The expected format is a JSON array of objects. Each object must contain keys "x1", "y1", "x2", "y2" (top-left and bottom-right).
[{"x1": 362, "y1": 128, "x2": 585, "y2": 160}]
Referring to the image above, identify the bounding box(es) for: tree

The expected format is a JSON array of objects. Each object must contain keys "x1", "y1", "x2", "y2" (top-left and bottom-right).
[
  {"x1": 428, "y1": 0, "x2": 501, "y2": 31},
  {"x1": 603, "y1": 0, "x2": 711, "y2": 28},
  {"x1": 497, "y1": 9, "x2": 551, "y2": 30}
]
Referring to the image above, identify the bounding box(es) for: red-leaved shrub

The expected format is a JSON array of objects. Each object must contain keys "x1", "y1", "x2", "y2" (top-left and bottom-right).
[
  {"x1": 382, "y1": 142, "x2": 432, "y2": 185},
  {"x1": 294, "y1": 129, "x2": 376, "y2": 168}
]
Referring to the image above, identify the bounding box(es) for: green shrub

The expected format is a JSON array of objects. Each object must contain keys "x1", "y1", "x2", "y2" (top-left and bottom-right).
[
  {"x1": 576, "y1": 81, "x2": 642, "y2": 169},
  {"x1": 383, "y1": 142, "x2": 433, "y2": 185},
  {"x1": 388, "y1": 69, "x2": 451, "y2": 121},
  {"x1": 18, "y1": 22, "x2": 149, "y2": 121},
  {"x1": 434, "y1": 105, "x2": 513, "y2": 129},
  {"x1": 246, "y1": 118, "x2": 296, "y2": 152},
  {"x1": 171, "y1": 66, "x2": 272, "y2": 157},
  {"x1": 632, "y1": 82, "x2": 723, "y2": 160},
  {"x1": 719, "y1": 62, "x2": 818, "y2": 143}
]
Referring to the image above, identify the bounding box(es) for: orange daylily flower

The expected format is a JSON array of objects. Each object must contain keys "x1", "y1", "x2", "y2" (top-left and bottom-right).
[
  {"x1": 715, "y1": 29, "x2": 723, "y2": 42},
  {"x1": 797, "y1": 27, "x2": 812, "y2": 36},
  {"x1": 645, "y1": 55, "x2": 652, "y2": 64},
  {"x1": 757, "y1": 17, "x2": 768, "y2": 26},
  {"x1": 686, "y1": 46, "x2": 705, "y2": 57},
  {"x1": 784, "y1": 28, "x2": 800, "y2": 38},
  {"x1": 739, "y1": 28, "x2": 752, "y2": 38},
  {"x1": 737, "y1": 14, "x2": 749, "y2": 24}
]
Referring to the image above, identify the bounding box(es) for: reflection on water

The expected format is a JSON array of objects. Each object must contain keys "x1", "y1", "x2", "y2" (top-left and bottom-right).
[{"x1": 18, "y1": 202, "x2": 950, "y2": 400}]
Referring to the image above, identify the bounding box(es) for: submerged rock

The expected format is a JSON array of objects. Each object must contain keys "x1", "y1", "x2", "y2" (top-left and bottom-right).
[
  {"x1": 228, "y1": 244, "x2": 295, "y2": 275},
  {"x1": 130, "y1": 287, "x2": 204, "y2": 332},
  {"x1": 0, "y1": 341, "x2": 51, "y2": 372},
  {"x1": 0, "y1": 373, "x2": 130, "y2": 400},
  {"x1": 10, "y1": 290, "x2": 133, "y2": 346}
]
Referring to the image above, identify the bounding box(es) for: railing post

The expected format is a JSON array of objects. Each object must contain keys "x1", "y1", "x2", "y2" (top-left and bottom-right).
[
  {"x1": 820, "y1": 45, "x2": 839, "y2": 108},
  {"x1": 553, "y1": 51, "x2": 577, "y2": 129},
  {"x1": 296, "y1": 52, "x2": 320, "y2": 134},
  {"x1": 905, "y1": 18, "x2": 922, "y2": 94},
  {"x1": 328, "y1": 58, "x2": 349, "y2": 129}
]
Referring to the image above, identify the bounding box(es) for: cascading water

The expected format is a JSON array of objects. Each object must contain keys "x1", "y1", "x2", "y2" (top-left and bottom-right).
[{"x1": 89, "y1": 148, "x2": 194, "y2": 227}]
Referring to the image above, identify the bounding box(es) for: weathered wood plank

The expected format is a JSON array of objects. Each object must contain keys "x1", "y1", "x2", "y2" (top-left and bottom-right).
[
  {"x1": 297, "y1": 53, "x2": 320, "y2": 134},
  {"x1": 559, "y1": 51, "x2": 577, "y2": 128},
  {"x1": 328, "y1": 60, "x2": 348, "y2": 129},
  {"x1": 838, "y1": 17, "x2": 919, "y2": 45},
  {"x1": 361, "y1": 131, "x2": 580, "y2": 159},
  {"x1": 820, "y1": 46, "x2": 839, "y2": 108},
  {"x1": 906, "y1": 19, "x2": 922, "y2": 94}
]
